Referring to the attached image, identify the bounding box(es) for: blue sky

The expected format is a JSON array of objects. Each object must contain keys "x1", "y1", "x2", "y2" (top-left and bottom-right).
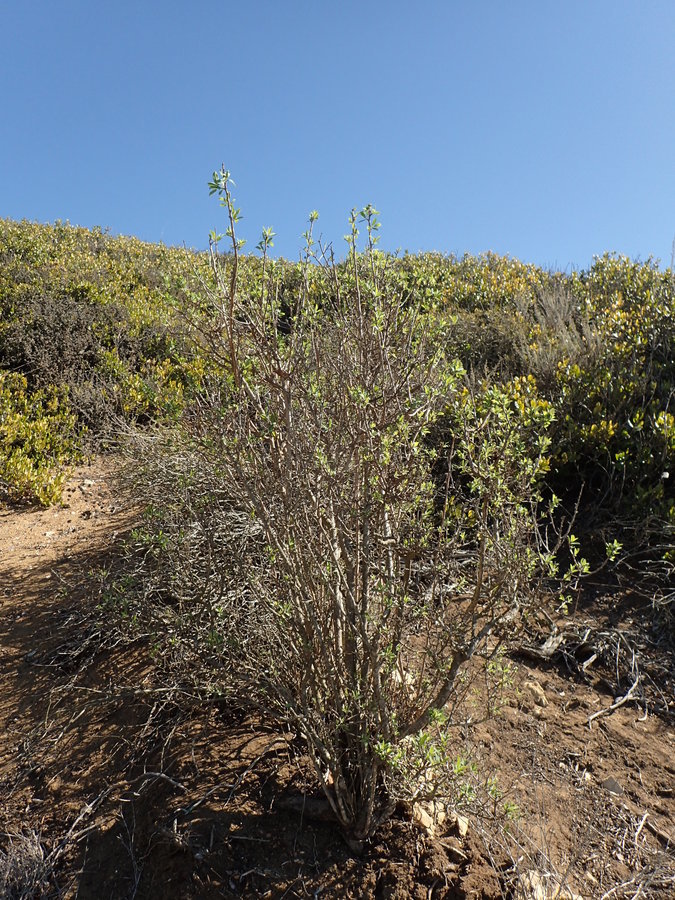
[{"x1": 2, "y1": 2, "x2": 674, "y2": 270}]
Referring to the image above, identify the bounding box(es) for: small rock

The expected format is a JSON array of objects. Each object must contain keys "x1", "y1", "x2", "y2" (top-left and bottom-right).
[
  {"x1": 517, "y1": 870, "x2": 583, "y2": 899},
  {"x1": 452, "y1": 812, "x2": 469, "y2": 838},
  {"x1": 600, "y1": 776, "x2": 623, "y2": 795},
  {"x1": 412, "y1": 803, "x2": 434, "y2": 834},
  {"x1": 523, "y1": 680, "x2": 548, "y2": 708},
  {"x1": 412, "y1": 800, "x2": 447, "y2": 837}
]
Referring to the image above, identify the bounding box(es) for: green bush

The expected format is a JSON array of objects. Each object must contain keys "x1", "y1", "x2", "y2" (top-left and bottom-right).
[
  {"x1": 0, "y1": 219, "x2": 220, "y2": 502},
  {"x1": 538, "y1": 256, "x2": 674, "y2": 531},
  {"x1": 1, "y1": 218, "x2": 671, "y2": 550},
  {"x1": 0, "y1": 371, "x2": 78, "y2": 505},
  {"x1": 394, "y1": 251, "x2": 674, "y2": 538},
  {"x1": 0, "y1": 218, "x2": 212, "y2": 427}
]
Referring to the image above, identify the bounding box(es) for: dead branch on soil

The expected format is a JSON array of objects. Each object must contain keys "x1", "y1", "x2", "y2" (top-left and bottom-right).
[{"x1": 474, "y1": 776, "x2": 675, "y2": 900}]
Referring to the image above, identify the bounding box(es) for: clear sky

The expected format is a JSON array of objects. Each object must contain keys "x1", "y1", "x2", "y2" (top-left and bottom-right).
[{"x1": 2, "y1": 2, "x2": 674, "y2": 271}]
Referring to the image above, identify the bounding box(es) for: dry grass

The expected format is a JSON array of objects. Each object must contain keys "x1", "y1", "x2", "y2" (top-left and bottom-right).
[{"x1": 0, "y1": 831, "x2": 49, "y2": 900}]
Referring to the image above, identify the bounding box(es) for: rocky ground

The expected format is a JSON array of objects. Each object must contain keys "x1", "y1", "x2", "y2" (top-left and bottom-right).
[{"x1": 1, "y1": 461, "x2": 674, "y2": 899}]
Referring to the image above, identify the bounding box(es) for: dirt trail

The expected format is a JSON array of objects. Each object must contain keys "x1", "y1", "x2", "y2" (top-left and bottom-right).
[
  {"x1": 0, "y1": 459, "x2": 132, "y2": 782},
  {"x1": 1, "y1": 463, "x2": 674, "y2": 898}
]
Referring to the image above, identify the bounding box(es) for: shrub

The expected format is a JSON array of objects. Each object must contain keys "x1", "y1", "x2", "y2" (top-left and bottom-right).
[
  {"x1": 122, "y1": 174, "x2": 565, "y2": 843},
  {"x1": 0, "y1": 371, "x2": 79, "y2": 505},
  {"x1": 543, "y1": 256, "x2": 675, "y2": 531},
  {"x1": 0, "y1": 218, "x2": 213, "y2": 433}
]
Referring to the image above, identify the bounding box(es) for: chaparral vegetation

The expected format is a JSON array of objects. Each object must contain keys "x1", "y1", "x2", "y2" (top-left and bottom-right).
[{"x1": 0, "y1": 177, "x2": 673, "y2": 898}]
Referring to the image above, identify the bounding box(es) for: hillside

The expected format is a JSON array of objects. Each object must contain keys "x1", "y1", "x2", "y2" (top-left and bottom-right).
[
  {"x1": 0, "y1": 215, "x2": 673, "y2": 898},
  {"x1": 2, "y1": 217, "x2": 673, "y2": 531}
]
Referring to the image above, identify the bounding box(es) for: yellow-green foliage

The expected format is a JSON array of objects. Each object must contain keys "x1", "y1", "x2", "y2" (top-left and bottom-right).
[
  {"x1": 0, "y1": 217, "x2": 210, "y2": 317},
  {"x1": 392, "y1": 251, "x2": 673, "y2": 522},
  {"x1": 1, "y1": 218, "x2": 672, "y2": 528},
  {"x1": 547, "y1": 255, "x2": 674, "y2": 519},
  {"x1": 0, "y1": 218, "x2": 220, "y2": 504},
  {"x1": 0, "y1": 371, "x2": 78, "y2": 505},
  {"x1": 394, "y1": 250, "x2": 550, "y2": 312},
  {"x1": 0, "y1": 218, "x2": 215, "y2": 420}
]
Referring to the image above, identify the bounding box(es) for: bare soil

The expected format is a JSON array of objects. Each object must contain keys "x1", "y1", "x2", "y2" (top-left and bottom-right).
[{"x1": 1, "y1": 461, "x2": 673, "y2": 899}]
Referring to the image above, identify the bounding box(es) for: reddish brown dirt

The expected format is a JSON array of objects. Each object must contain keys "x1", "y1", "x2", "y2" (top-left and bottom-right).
[{"x1": 1, "y1": 462, "x2": 674, "y2": 898}]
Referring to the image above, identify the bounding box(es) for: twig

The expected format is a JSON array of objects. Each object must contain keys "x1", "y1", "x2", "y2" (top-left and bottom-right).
[
  {"x1": 634, "y1": 811, "x2": 649, "y2": 846},
  {"x1": 643, "y1": 816, "x2": 673, "y2": 849},
  {"x1": 588, "y1": 676, "x2": 640, "y2": 727},
  {"x1": 130, "y1": 772, "x2": 187, "y2": 794}
]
